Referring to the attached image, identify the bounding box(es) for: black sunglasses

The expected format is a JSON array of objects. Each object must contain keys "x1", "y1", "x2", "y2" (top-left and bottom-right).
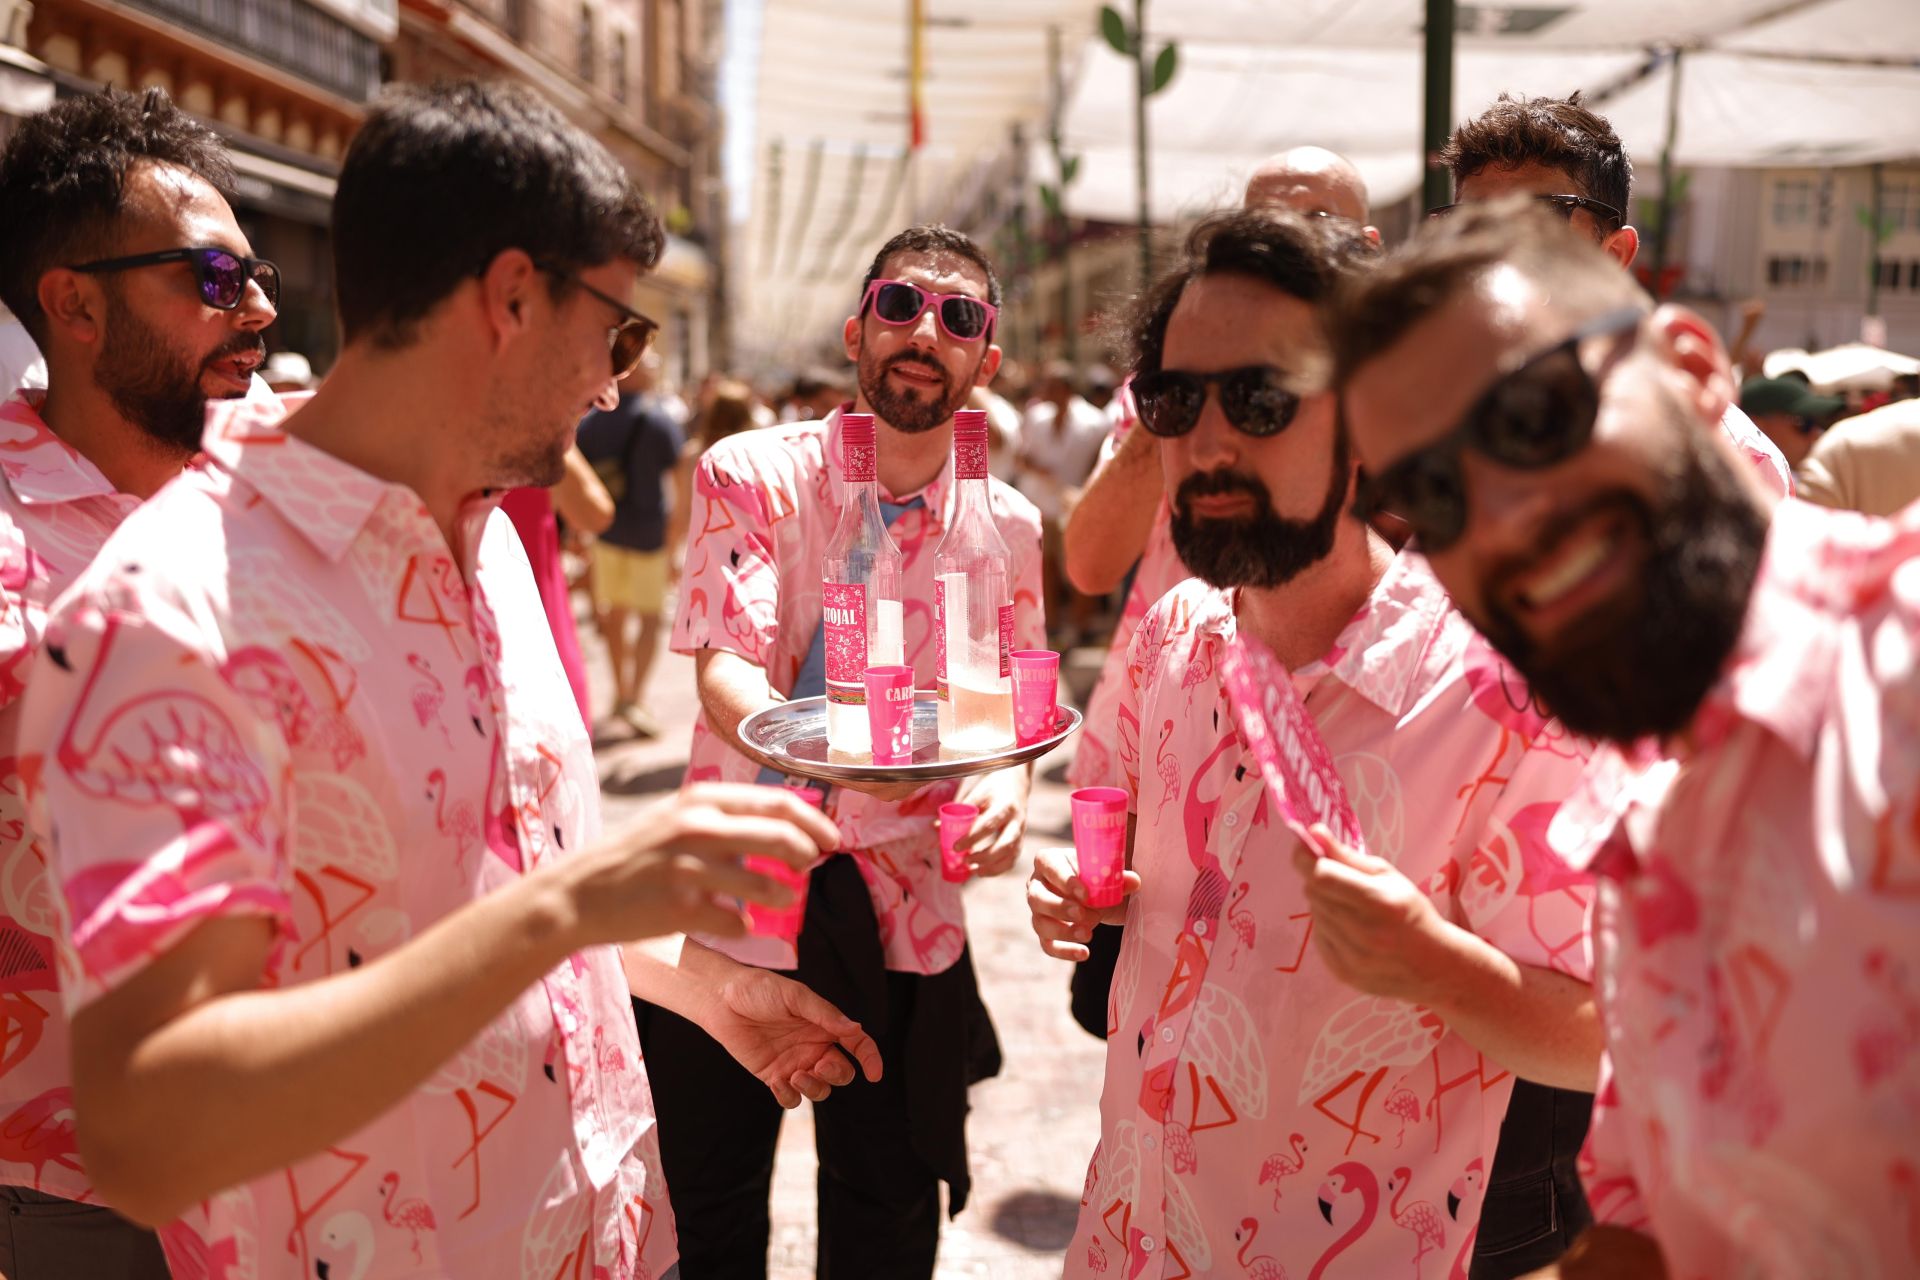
[
  {"x1": 1428, "y1": 193, "x2": 1625, "y2": 228},
  {"x1": 70, "y1": 246, "x2": 280, "y2": 310},
  {"x1": 1352, "y1": 306, "x2": 1644, "y2": 552},
  {"x1": 532, "y1": 262, "x2": 659, "y2": 379},
  {"x1": 1132, "y1": 366, "x2": 1303, "y2": 439}
]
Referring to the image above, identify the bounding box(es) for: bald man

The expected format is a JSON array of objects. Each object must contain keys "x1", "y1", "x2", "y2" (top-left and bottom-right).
[{"x1": 1243, "y1": 144, "x2": 1379, "y2": 241}]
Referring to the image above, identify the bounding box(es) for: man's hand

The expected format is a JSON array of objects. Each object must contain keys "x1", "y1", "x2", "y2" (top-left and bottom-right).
[
  {"x1": 950, "y1": 765, "x2": 1032, "y2": 877},
  {"x1": 562, "y1": 783, "x2": 839, "y2": 946},
  {"x1": 1291, "y1": 824, "x2": 1454, "y2": 1004},
  {"x1": 1517, "y1": 1226, "x2": 1669, "y2": 1280},
  {"x1": 696, "y1": 965, "x2": 884, "y2": 1108},
  {"x1": 1028, "y1": 845, "x2": 1140, "y2": 961}
]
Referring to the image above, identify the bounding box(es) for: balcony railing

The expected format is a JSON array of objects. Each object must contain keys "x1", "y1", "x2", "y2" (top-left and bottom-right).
[{"x1": 121, "y1": 0, "x2": 381, "y2": 101}]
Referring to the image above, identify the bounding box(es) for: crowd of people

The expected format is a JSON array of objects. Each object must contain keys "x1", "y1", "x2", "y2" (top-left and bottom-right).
[{"x1": 0, "y1": 71, "x2": 1914, "y2": 1280}]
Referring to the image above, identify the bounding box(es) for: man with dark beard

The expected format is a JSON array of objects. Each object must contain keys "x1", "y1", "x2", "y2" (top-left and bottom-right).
[
  {"x1": 1334, "y1": 200, "x2": 1920, "y2": 1279},
  {"x1": 1027, "y1": 208, "x2": 1601, "y2": 1279},
  {"x1": 658, "y1": 225, "x2": 1045, "y2": 1276},
  {"x1": 0, "y1": 86, "x2": 273, "y2": 1276}
]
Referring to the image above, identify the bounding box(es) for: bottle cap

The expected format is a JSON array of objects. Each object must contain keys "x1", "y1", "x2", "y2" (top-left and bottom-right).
[
  {"x1": 841, "y1": 412, "x2": 876, "y2": 446},
  {"x1": 952, "y1": 408, "x2": 988, "y2": 443}
]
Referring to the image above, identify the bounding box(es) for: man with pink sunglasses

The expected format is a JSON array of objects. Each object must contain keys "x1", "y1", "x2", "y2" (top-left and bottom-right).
[{"x1": 659, "y1": 225, "x2": 1047, "y2": 1277}]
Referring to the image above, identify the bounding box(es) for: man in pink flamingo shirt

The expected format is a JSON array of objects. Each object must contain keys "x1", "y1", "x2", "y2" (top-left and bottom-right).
[
  {"x1": 18, "y1": 81, "x2": 878, "y2": 1280},
  {"x1": 1335, "y1": 200, "x2": 1920, "y2": 1278},
  {"x1": 1028, "y1": 208, "x2": 1601, "y2": 1278},
  {"x1": 0, "y1": 86, "x2": 278, "y2": 1275}
]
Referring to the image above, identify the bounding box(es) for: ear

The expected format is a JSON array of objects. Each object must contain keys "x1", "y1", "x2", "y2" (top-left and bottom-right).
[
  {"x1": 1363, "y1": 225, "x2": 1383, "y2": 246},
  {"x1": 1603, "y1": 224, "x2": 1639, "y2": 269},
  {"x1": 974, "y1": 342, "x2": 1003, "y2": 388},
  {"x1": 475, "y1": 248, "x2": 540, "y2": 355},
  {"x1": 1650, "y1": 303, "x2": 1733, "y2": 431},
  {"x1": 36, "y1": 269, "x2": 104, "y2": 349},
  {"x1": 843, "y1": 314, "x2": 862, "y2": 363}
]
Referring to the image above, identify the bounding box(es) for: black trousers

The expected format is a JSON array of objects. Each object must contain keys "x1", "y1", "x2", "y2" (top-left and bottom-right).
[
  {"x1": 1470, "y1": 1079, "x2": 1596, "y2": 1279},
  {"x1": 635, "y1": 970, "x2": 938, "y2": 1280}
]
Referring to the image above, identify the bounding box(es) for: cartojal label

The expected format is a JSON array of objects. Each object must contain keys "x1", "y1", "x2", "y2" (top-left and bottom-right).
[
  {"x1": 823, "y1": 582, "x2": 868, "y2": 705},
  {"x1": 934, "y1": 577, "x2": 949, "y2": 702},
  {"x1": 954, "y1": 434, "x2": 990, "y2": 481},
  {"x1": 998, "y1": 604, "x2": 1015, "y2": 678}
]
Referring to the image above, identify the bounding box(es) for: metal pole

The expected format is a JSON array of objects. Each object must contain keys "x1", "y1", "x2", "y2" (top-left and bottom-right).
[
  {"x1": 1134, "y1": 0, "x2": 1152, "y2": 291},
  {"x1": 1421, "y1": 0, "x2": 1455, "y2": 213},
  {"x1": 1650, "y1": 48, "x2": 1684, "y2": 297},
  {"x1": 1868, "y1": 161, "x2": 1885, "y2": 319}
]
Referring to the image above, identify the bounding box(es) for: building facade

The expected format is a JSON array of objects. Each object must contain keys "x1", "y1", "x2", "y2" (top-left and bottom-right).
[{"x1": 1, "y1": 0, "x2": 725, "y2": 383}]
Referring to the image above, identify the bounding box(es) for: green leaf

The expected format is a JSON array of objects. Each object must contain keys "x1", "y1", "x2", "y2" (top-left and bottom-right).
[
  {"x1": 1040, "y1": 184, "x2": 1063, "y2": 219},
  {"x1": 1149, "y1": 42, "x2": 1179, "y2": 94},
  {"x1": 1061, "y1": 154, "x2": 1081, "y2": 186},
  {"x1": 1100, "y1": 5, "x2": 1130, "y2": 55}
]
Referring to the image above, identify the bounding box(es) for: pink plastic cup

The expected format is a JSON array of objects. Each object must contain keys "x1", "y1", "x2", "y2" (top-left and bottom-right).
[
  {"x1": 745, "y1": 784, "x2": 826, "y2": 941},
  {"x1": 938, "y1": 802, "x2": 978, "y2": 883},
  {"x1": 1010, "y1": 649, "x2": 1061, "y2": 746},
  {"x1": 863, "y1": 664, "x2": 916, "y2": 765},
  {"x1": 1070, "y1": 786, "x2": 1129, "y2": 909}
]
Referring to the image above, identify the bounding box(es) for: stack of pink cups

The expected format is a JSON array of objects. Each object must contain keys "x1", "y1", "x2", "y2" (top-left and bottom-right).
[
  {"x1": 863, "y1": 664, "x2": 916, "y2": 766},
  {"x1": 1069, "y1": 786, "x2": 1128, "y2": 909}
]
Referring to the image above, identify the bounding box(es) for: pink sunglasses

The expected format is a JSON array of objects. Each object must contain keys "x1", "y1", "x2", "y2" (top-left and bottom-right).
[{"x1": 860, "y1": 278, "x2": 998, "y2": 342}]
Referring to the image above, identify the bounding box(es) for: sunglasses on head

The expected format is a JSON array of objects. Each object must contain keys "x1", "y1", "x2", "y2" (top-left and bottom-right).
[
  {"x1": 1427, "y1": 193, "x2": 1624, "y2": 227},
  {"x1": 533, "y1": 262, "x2": 659, "y2": 380},
  {"x1": 860, "y1": 278, "x2": 997, "y2": 342},
  {"x1": 1132, "y1": 365, "x2": 1304, "y2": 439},
  {"x1": 70, "y1": 246, "x2": 280, "y2": 310},
  {"x1": 1352, "y1": 305, "x2": 1645, "y2": 552}
]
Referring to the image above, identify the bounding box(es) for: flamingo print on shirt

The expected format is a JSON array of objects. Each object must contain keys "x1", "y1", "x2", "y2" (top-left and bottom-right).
[{"x1": 1063, "y1": 564, "x2": 1593, "y2": 1279}]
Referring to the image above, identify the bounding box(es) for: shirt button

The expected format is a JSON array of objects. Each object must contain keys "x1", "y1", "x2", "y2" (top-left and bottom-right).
[
  {"x1": 1143, "y1": 1133, "x2": 1157, "y2": 1150},
  {"x1": 1159, "y1": 1026, "x2": 1174, "y2": 1043},
  {"x1": 1140, "y1": 1236, "x2": 1156, "y2": 1252},
  {"x1": 1193, "y1": 920, "x2": 1208, "y2": 938},
  {"x1": 1224, "y1": 812, "x2": 1239, "y2": 828}
]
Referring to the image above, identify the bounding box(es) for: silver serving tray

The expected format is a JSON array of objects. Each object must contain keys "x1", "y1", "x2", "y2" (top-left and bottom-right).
[{"x1": 737, "y1": 694, "x2": 1082, "y2": 785}]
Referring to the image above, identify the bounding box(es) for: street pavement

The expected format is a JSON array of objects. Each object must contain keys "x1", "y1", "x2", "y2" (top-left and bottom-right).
[{"x1": 587, "y1": 619, "x2": 1108, "y2": 1279}]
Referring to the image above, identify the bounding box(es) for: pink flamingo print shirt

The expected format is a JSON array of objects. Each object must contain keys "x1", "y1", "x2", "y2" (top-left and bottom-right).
[
  {"x1": 1066, "y1": 556, "x2": 1596, "y2": 1280},
  {"x1": 0, "y1": 391, "x2": 143, "y2": 1204},
  {"x1": 1068, "y1": 383, "x2": 1190, "y2": 795},
  {"x1": 1553, "y1": 497, "x2": 1920, "y2": 1280},
  {"x1": 671, "y1": 407, "x2": 1044, "y2": 974},
  {"x1": 19, "y1": 395, "x2": 675, "y2": 1279}
]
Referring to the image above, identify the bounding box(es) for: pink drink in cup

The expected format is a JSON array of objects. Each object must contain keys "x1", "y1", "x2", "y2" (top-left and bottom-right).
[
  {"x1": 1070, "y1": 786, "x2": 1129, "y2": 909},
  {"x1": 1010, "y1": 649, "x2": 1060, "y2": 746},
  {"x1": 745, "y1": 784, "x2": 825, "y2": 941},
  {"x1": 938, "y1": 802, "x2": 978, "y2": 883},
  {"x1": 863, "y1": 664, "x2": 916, "y2": 765}
]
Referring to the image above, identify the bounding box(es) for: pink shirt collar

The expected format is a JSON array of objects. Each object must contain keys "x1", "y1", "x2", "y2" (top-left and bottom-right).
[
  {"x1": 822, "y1": 404, "x2": 959, "y2": 526},
  {"x1": 200, "y1": 392, "x2": 503, "y2": 565},
  {"x1": 2, "y1": 390, "x2": 124, "y2": 506},
  {"x1": 1196, "y1": 547, "x2": 1455, "y2": 719}
]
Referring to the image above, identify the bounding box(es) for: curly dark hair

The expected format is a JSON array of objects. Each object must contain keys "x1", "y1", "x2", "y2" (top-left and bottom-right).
[
  {"x1": 1121, "y1": 208, "x2": 1378, "y2": 379},
  {"x1": 332, "y1": 80, "x2": 663, "y2": 349},
  {"x1": 859, "y1": 224, "x2": 1003, "y2": 310},
  {"x1": 0, "y1": 88, "x2": 236, "y2": 346},
  {"x1": 1440, "y1": 92, "x2": 1633, "y2": 226}
]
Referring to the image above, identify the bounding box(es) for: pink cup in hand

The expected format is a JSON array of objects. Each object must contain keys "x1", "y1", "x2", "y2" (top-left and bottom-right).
[
  {"x1": 863, "y1": 664, "x2": 916, "y2": 765},
  {"x1": 1070, "y1": 786, "x2": 1129, "y2": 909},
  {"x1": 1010, "y1": 649, "x2": 1061, "y2": 746},
  {"x1": 938, "y1": 802, "x2": 978, "y2": 883},
  {"x1": 745, "y1": 784, "x2": 826, "y2": 941}
]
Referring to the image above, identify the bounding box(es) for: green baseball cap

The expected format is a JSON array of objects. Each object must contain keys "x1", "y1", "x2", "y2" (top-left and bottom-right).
[{"x1": 1739, "y1": 376, "x2": 1844, "y2": 420}]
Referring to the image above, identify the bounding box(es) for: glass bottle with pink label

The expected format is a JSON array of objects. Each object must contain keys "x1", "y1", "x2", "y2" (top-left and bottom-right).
[
  {"x1": 823, "y1": 413, "x2": 905, "y2": 755},
  {"x1": 933, "y1": 408, "x2": 1014, "y2": 752}
]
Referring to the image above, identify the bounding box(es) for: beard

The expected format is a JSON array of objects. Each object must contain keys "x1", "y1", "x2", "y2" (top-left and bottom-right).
[
  {"x1": 95, "y1": 292, "x2": 260, "y2": 453},
  {"x1": 1171, "y1": 430, "x2": 1352, "y2": 589},
  {"x1": 857, "y1": 347, "x2": 976, "y2": 434},
  {"x1": 1474, "y1": 406, "x2": 1767, "y2": 745}
]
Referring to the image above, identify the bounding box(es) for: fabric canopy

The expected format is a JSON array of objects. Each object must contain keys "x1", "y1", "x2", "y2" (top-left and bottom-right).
[{"x1": 737, "y1": 0, "x2": 1920, "y2": 369}]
